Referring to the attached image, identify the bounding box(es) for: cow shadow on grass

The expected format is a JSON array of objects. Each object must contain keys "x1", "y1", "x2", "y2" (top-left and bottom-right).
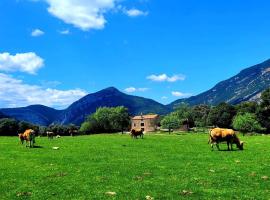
[
  {"x1": 216, "y1": 148, "x2": 244, "y2": 152},
  {"x1": 32, "y1": 145, "x2": 43, "y2": 148}
]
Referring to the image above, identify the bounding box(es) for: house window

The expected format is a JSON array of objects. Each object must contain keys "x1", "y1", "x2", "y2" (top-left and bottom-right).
[
  {"x1": 141, "y1": 123, "x2": 144, "y2": 127},
  {"x1": 134, "y1": 123, "x2": 136, "y2": 127}
]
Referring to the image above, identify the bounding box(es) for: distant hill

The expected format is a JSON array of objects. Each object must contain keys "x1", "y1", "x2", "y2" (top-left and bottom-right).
[
  {"x1": 0, "y1": 111, "x2": 9, "y2": 119},
  {"x1": 2, "y1": 59, "x2": 270, "y2": 126},
  {"x1": 58, "y1": 87, "x2": 170, "y2": 125},
  {"x1": 169, "y1": 59, "x2": 270, "y2": 108},
  {"x1": 0, "y1": 105, "x2": 63, "y2": 126},
  {"x1": 0, "y1": 87, "x2": 170, "y2": 126}
]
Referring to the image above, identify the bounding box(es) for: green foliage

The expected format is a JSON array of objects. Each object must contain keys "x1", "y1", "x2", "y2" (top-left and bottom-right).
[
  {"x1": 48, "y1": 124, "x2": 78, "y2": 136},
  {"x1": 257, "y1": 88, "x2": 270, "y2": 132},
  {"x1": 80, "y1": 106, "x2": 130, "y2": 134},
  {"x1": 0, "y1": 118, "x2": 18, "y2": 136},
  {"x1": 192, "y1": 104, "x2": 210, "y2": 127},
  {"x1": 18, "y1": 121, "x2": 35, "y2": 133},
  {"x1": 161, "y1": 114, "x2": 181, "y2": 133},
  {"x1": 173, "y1": 103, "x2": 194, "y2": 127},
  {"x1": 236, "y1": 101, "x2": 257, "y2": 115},
  {"x1": 233, "y1": 113, "x2": 263, "y2": 134},
  {"x1": 207, "y1": 102, "x2": 236, "y2": 128}
]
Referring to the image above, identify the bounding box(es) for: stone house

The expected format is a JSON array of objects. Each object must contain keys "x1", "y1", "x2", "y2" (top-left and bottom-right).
[{"x1": 131, "y1": 114, "x2": 160, "y2": 132}]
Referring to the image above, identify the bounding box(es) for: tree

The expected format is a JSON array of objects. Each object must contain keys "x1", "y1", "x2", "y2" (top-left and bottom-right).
[
  {"x1": 111, "y1": 106, "x2": 130, "y2": 134},
  {"x1": 0, "y1": 118, "x2": 19, "y2": 136},
  {"x1": 80, "y1": 106, "x2": 130, "y2": 134},
  {"x1": 174, "y1": 103, "x2": 194, "y2": 128},
  {"x1": 192, "y1": 104, "x2": 210, "y2": 127},
  {"x1": 161, "y1": 114, "x2": 181, "y2": 134},
  {"x1": 256, "y1": 88, "x2": 270, "y2": 132},
  {"x1": 236, "y1": 101, "x2": 257, "y2": 115},
  {"x1": 233, "y1": 113, "x2": 263, "y2": 135},
  {"x1": 207, "y1": 102, "x2": 236, "y2": 128},
  {"x1": 18, "y1": 121, "x2": 34, "y2": 133}
]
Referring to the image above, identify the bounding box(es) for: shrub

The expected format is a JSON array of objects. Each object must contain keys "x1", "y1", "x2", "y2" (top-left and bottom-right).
[{"x1": 233, "y1": 113, "x2": 263, "y2": 134}]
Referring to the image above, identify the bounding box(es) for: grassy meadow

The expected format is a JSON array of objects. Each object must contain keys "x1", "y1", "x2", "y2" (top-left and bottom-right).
[{"x1": 1, "y1": 133, "x2": 270, "y2": 199}]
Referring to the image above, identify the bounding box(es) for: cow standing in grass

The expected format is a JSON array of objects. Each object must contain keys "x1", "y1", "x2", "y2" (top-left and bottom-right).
[
  {"x1": 18, "y1": 129, "x2": 35, "y2": 148},
  {"x1": 47, "y1": 131, "x2": 54, "y2": 139},
  {"x1": 208, "y1": 128, "x2": 244, "y2": 151},
  {"x1": 131, "y1": 129, "x2": 144, "y2": 139}
]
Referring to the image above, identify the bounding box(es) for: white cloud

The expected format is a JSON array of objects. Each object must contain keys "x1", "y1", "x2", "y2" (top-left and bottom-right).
[
  {"x1": 0, "y1": 52, "x2": 44, "y2": 74},
  {"x1": 171, "y1": 91, "x2": 192, "y2": 98},
  {"x1": 124, "y1": 8, "x2": 148, "y2": 17},
  {"x1": 161, "y1": 96, "x2": 168, "y2": 99},
  {"x1": 147, "y1": 74, "x2": 186, "y2": 82},
  {"x1": 0, "y1": 73, "x2": 87, "y2": 109},
  {"x1": 59, "y1": 29, "x2": 70, "y2": 35},
  {"x1": 124, "y1": 87, "x2": 149, "y2": 93},
  {"x1": 31, "y1": 29, "x2": 44, "y2": 37},
  {"x1": 167, "y1": 74, "x2": 186, "y2": 82},
  {"x1": 44, "y1": 0, "x2": 116, "y2": 31}
]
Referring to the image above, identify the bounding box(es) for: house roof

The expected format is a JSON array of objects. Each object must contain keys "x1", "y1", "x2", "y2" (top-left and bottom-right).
[{"x1": 132, "y1": 114, "x2": 159, "y2": 120}]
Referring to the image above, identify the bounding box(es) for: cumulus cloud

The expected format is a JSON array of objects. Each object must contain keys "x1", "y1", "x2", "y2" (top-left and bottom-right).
[
  {"x1": 0, "y1": 73, "x2": 87, "y2": 109},
  {"x1": 171, "y1": 91, "x2": 192, "y2": 98},
  {"x1": 0, "y1": 52, "x2": 44, "y2": 74},
  {"x1": 31, "y1": 29, "x2": 44, "y2": 37},
  {"x1": 124, "y1": 8, "x2": 148, "y2": 17},
  {"x1": 44, "y1": 0, "x2": 116, "y2": 31},
  {"x1": 124, "y1": 87, "x2": 149, "y2": 93},
  {"x1": 147, "y1": 74, "x2": 185, "y2": 82}
]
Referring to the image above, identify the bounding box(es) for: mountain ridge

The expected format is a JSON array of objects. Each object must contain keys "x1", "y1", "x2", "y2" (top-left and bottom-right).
[
  {"x1": 169, "y1": 58, "x2": 270, "y2": 108},
  {"x1": 0, "y1": 87, "x2": 170, "y2": 126},
  {"x1": 1, "y1": 59, "x2": 270, "y2": 126}
]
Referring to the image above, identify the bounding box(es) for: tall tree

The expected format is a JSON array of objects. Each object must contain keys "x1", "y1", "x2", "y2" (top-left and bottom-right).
[
  {"x1": 207, "y1": 102, "x2": 236, "y2": 128},
  {"x1": 257, "y1": 88, "x2": 270, "y2": 132},
  {"x1": 233, "y1": 113, "x2": 263, "y2": 135},
  {"x1": 161, "y1": 114, "x2": 181, "y2": 134}
]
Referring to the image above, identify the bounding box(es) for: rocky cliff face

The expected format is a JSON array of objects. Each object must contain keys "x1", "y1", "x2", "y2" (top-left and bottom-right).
[{"x1": 170, "y1": 59, "x2": 270, "y2": 108}]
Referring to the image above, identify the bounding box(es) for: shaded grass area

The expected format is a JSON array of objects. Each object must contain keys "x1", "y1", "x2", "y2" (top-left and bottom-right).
[{"x1": 1, "y1": 133, "x2": 270, "y2": 199}]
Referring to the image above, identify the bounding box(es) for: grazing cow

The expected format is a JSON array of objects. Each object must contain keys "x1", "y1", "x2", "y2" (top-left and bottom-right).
[
  {"x1": 69, "y1": 129, "x2": 78, "y2": 137},
  {"x1": 18, "y1": 129, "x2": 35, "y2": 148},
  {"x1": 130, "y1": 129, "x2": 144, "y2": 139},
  {"x1": 46, "y1": 131, "x2": 54, "y2": 139},
  {"x1": 208, "y1": 128, "x2": 244, "y2": 151}
]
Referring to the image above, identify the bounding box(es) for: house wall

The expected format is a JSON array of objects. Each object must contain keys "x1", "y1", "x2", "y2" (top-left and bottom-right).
[{"x1": 131, "y1": 118, "x2": 158, "y2": 132}]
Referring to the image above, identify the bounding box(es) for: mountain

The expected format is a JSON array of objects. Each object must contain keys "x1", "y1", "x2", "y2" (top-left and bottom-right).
[
  {"x1": 0, "y1": 105, "x2": 63, "y2": 126},
  {"x1": 0, "y1": 111, "x2": 9, "y2": 119},
  {"x1": 59, "y1": 87, "x2": 170, "y2": 125},
  {"x1": 0, "y1": 87, "x2": 170, "y2": 126},
  {"x1": 2, "y1": 58, "x2": 270, "y2": 126},
  {"x1": 170, "y1": 59, "x2": 270, "y2": 108}
]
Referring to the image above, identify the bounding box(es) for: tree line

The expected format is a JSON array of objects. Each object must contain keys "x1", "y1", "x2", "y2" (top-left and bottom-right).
[
  {"x1": 0, "y1": 88, "x2": 269, "y2": 136},
  {"x1": 161, "y1": 88, "x2": 270, "y2": 134}
]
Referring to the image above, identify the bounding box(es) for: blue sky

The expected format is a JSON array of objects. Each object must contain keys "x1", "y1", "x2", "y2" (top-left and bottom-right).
[{"x1": 1, "y1": 0, "x2": 270, "y2": 109}]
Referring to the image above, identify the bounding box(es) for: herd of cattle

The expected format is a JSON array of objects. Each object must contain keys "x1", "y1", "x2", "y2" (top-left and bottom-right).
[{"x1": 18, "y1": 128, "x2": 244, "y2": 151}]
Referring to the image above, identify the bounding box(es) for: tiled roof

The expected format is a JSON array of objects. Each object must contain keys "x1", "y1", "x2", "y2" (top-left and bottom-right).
[{"x1": 132, "y1": 114, "x2": 158, "y2": 120}]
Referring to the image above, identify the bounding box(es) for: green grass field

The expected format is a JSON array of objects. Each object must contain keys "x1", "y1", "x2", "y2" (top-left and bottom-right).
[{"x1": 1, "y1": 133, "x2": 270, "y2": 200}]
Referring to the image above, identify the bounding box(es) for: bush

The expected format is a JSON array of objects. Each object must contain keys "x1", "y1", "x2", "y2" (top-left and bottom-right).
[
  {"x1": 161, "y1": 114, "x2": 181, "y2": 134},
  {"x1": 80, "y1": 106, "x2": 130, "y2": 134},
  {"x1": 233, "y1": 113, "x2": 263, "y2": 134},
  {"x1": 0, "y1": 118, "x2": 19, "y2": 136}
]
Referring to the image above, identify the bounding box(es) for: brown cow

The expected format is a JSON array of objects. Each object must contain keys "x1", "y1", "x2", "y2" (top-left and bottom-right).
[
  {"x1": 18, "y1": 129, "x2": 35, "y2": 148},
  {"x1": 208, "y1": 128, "x2": 243, "y2": 151},
  {"x1": 130, "y1": 129, "x2": 144, "y2": 139}
]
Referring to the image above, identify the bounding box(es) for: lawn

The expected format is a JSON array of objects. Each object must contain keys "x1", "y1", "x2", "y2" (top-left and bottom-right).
[{"x1": 1, "y1": 133, "x2": 270, "y2": 199}]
